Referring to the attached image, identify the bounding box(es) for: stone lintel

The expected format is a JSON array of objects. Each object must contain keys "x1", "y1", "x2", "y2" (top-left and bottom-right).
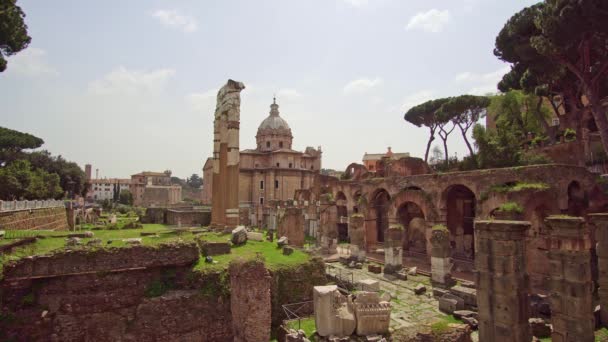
[
  {"x1": 474, "y1": 220, "x2": 531, "y2": 233},
  {"x1": 544, "y1": 216, "x2": 586, "y2": 239}
]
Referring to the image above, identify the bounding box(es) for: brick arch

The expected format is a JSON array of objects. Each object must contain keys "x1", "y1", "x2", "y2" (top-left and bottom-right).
[{"x1": 389, "y1": 189, "x2": 438, "y2": 222}]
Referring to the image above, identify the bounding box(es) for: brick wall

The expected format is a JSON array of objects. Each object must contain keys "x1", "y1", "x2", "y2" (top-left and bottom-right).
[{"x1": 0, "y1": 207, "x2": 69, "y2": 231}]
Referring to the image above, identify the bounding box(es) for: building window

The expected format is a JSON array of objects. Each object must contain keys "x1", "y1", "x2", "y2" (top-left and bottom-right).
[
  {"x1": 276, "y1": 162, "x2": 280, "y2": 167},
  {"x1": 310, "y1": 166, "x2": 313, "y2": 170},
  {"x1": 289, "y1": 163, "x2": 293, "y2": 168},
  {"x1": 275, "y1": 180, "x2": 279, "y2": 189},
  {"x1": 266, "y1": 141, "x2": 270, "y2": 148},
  {"x1": 260, "y1": 197, "x2": 264, "y2": 205},
  {"x1": 279, "y1": 141, "x2": 283, "y2": 148},
  {"x1": 260, "y1": 180, "x2": 264, "y2": 190}
]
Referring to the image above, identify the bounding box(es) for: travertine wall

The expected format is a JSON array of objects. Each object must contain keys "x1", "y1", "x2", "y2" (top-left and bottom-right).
[
  {"x1": 545, "y1": 216, "x2": 595, "y2": 341},
  {"x1": 475, "y1": 220, "x2": 531, "y2": 342},
  {"x1": 0, "y1": 207, "x2": 69, "y2": 231},
  {"x1": 590, "y1": 213, "x2": 608, "y2": 326},
  {"x1": 278, "y1": 207, "x2": 305, "y2": 247}
]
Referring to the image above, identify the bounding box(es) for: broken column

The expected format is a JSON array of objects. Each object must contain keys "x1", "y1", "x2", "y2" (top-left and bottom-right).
[
  {"x1": 353, "y1": 291, "x2": 391, "y2": 335},
  {"x1": 475, "y1": 220, "x2": 530, "y2": 342},
  {"x1": 313, "y1": 285, "x2": 356, "y2": 337},
  {"x1": 590, "y1": 213, "x2": 608, "y2": 327},
  {"x1": 545, "y1": 216, "x2": 595, "y2": 341},
  {"x1": 211, "y1": 79, "x2": 245, "y2": 229},
  {"x1": 349, "y1": 213, "x2": 366, "y2": 261},
  {"x1": 278, "y1": 207, "x2": 305, "y2": 247},
  {"x1": 430, "y1": 225, "x2": 453, "y2": 288},
  {"x1": 384, "y1": 224, "x2": 403, "y2": 274}
]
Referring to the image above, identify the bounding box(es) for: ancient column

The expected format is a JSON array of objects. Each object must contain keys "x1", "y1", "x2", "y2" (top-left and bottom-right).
[
  {"x1": 430, "y1": 225, "x2": 453, "y2": 288},
  {"x1": 230, "y1": 259, "x2": 271, "y2": 341},
  {"x1": 210, "y1": 80, "x2": 245, "y2": 229},
  {"x1": 384, "y1": 223, "x2": 403, "y2": 274},
  {"x1": 349, "y1": 213, "x2": 366, "y2": 261},
  {"x1": 475, "y1": 220, "x2": 530, "y2": 342},
  {"x1": 589, "y1": 213, "x2": 608, "y2": 326},
  {"x1": 545, "y1": 216, "x2": 595, "y2": 342}
]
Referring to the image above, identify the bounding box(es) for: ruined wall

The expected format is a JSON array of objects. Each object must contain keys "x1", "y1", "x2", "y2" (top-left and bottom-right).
[
  {"x1": 524, "y1": 140, "x2": 585, "y2": 167},
  {"x1": 0, "y1": 207, "x2": 69, "y2": 231},
  {"x1": 166, "y1": 209, "x2": 210, "y2": 226},
  {"x1": 0, "y1": 244, "x2": 233, "y2": 342},
  {"x1": 1, "y1": 245, "x2": 327, "y2": 341},
  {"x1": 230, "y1": 259, "x2": 272, "y2": 342}
]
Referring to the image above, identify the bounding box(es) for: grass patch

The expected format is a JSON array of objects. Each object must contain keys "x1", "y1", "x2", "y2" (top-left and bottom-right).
[
  {"x1": 490, "y1": 182, "x2": 549, "y2": 194},
  {"x1": 596, "y1": 327, "x2": 608, "y2": 341},
  {"x1": 286, "y1": 317, "x2": 315, "y2": 337},
  {"x1": 497, "y1": 202, "x2": 524, "y2": 214},
  {"x1": 431, "y1": 315, "x2": 462, "y2": 335}
]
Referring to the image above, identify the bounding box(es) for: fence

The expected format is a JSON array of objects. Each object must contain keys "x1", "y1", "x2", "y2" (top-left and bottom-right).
[
  {"x1": 282, "y1": 300, "x2": 314, "y2": 331},
  {"x1": 0, "y1": 200, "x2": 65, "y2": 212}
]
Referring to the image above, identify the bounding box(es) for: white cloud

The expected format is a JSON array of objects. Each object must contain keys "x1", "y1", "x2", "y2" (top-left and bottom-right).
[
  {"x1": 186, "y1": 89, "x2": 216, "y2": 112},
  {"x1": 276, "y1": 88, "x2": 302, "y2": 99},
  {"x1": 454, "y1": 66, "x2": 509, "y2": 95},
  {"x1": 151, "y1": 9, "x2": 198, "y2": 33},
  {"x1": 341, "y1": 0, "x2": 369, "y2": 7},
  {"x1": 7, "y1": 48, "x2": 58, "y2": 77},
  {"x1": 406, "y1": 9, "x2": 450, "y2": 33},
  {"x1": 343, "y1": 78, "x2": 383, "y2": 94},
  {"x1": 89, "y1": 66, "x2": 176, "y2": 95},
  {"x1": 400, "y1": 90, "x2": 434, "y2": 112}
]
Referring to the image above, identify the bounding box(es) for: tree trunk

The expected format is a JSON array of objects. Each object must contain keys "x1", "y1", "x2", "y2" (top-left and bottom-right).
[
  {"x1": 442, "y1": 138, "x2": 449, "y2": 165},
  {"x1": 587, "y1": 90, "x2": 608, "y2": 157},
  {"x1": 535, "y1": 97, "x2": 552, "y2": 141},
  {"x1": 458, "y1": 123, "x2": 475, "y2": 156},
  {"x1": 424, "y1": 129, "x2": 435, "y2": 163}
]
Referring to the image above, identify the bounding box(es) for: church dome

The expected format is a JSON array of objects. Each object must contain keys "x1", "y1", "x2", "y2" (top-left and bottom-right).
[
  {"x1": 256, "y1": 98, "x2": 293, "y2": 152},
  {"x1": 257, "y1": 98, "x2": 292, "y2": 134}
]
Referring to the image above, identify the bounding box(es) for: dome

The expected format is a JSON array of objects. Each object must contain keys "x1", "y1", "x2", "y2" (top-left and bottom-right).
[
  {"x1": 256, "y1": 98, "x2": 294, "y2": 152},
  {"x1": 256, "y1": 98, "x2": 292, "y2": 135}
]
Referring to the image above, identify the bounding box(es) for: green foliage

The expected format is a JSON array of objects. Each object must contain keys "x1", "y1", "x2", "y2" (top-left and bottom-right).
[
  {"x1": 472, "y1": 124, "x2": 522, "y2": 168},
  {"x1": 0, "y1": 159, "x2": 63, "y2": 200},
  {"x1": 491, "y1": 182, "x2": 549, "y2": 193},
  {"x1": 498, "y1": 202, "x2": 524, "y2": 214},
  {"x1": 431, "y1": 315, "x2": 462, "y2": 334},
  {"x1": 26, "y1": 150, "x2": 88, "y2": 197},
  {"x1": 186, "y1": 173, "x2": 202, "y2": 188},
  {"x1": 144, "y1": 270, "x2": 176, "y2": 298},
  {"x1": 0, "y1": 0, "x2": 31, "y2": 72},
  {"x1": 564, "y1": 128, "x2": 576, "y2": 142},
  {"x1": 432, "y1": 224, "x2": 448, "y2": 232},
  {"x1": 0, "y1": 126, "x2": 42, "y2": 159},
  {"x1": 118, "y1": 190, "x2": 133, "y2": 206}
]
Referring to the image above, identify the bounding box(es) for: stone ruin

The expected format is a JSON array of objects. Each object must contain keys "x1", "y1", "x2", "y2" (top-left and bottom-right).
[
  {"x1": 210, "y1": 79, "x2": 245, "y2": 229},
  {"x1": 313, "y1": 285, "x2": 391, "y2": 339}
]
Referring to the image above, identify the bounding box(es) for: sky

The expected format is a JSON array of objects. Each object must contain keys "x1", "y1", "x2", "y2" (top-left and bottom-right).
[{"x1": 0, "y1": 0, "x2": 538, "y2": 179}]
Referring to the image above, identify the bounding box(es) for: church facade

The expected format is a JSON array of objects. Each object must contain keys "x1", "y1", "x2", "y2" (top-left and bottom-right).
[{"x1": 203, "y1": 98, "x2": 322, "y2": 225}]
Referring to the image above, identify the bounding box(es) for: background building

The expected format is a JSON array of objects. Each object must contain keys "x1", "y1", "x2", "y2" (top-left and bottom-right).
[
  {"x1": 203, "y1": 98, "x2": 322, "y2": 224},
  {"x1": 131, "y1": 171, "x2": 182, "y2": 207},
  {"x1": 88, "y1": 178, "x2": 131, "y2": 201},
  {"x1": 363, "y1": 147, "x2": 409, "y2": 171}
]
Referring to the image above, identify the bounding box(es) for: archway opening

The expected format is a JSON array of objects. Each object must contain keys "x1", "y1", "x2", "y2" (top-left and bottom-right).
[
  {"x1": 567, "y1": 181, "x2": 587, "y2": 216},
  {"x1": 371, "y1": 189, "x2": 391, "y2": 243},
  {"x1": 446, "y1": 185, "x2": 476, "y2": 260},
  {"x1": 397, "y1": 202, "x2": 426, "y2": 255},
  {"x1": 336, "y1": 191, "x2": 348, "y2": 242}
]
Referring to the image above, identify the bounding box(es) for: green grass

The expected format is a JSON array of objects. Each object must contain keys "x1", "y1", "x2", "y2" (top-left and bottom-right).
[
  {"x1": 490, "y1": 182, "x2": 549, "y2": 194},
  {"x1": 1, "y1": 225, "x2": 310, "y2": 277},
  {"x1": 596, "y1": 327, "x2": 608, "y2": 341},
  {"x1": 430, "y1": 315, "x2": 462, "y2": 334},
  {"x1": 287, "y1": 317, "x2": 315, "y2": 337},
  {"x1": 193, "y1": 238, "x2": 309, "y2": 273}
]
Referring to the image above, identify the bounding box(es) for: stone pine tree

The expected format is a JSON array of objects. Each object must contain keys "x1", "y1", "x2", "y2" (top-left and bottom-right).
[
  {"x1": 439, "y1": 95, "x2": 491, "y2": 158},
  {"x1": 404, "y1": 98, "x2": 450, "y2": 163},
  {"x1": 496, "y1": 0, "x2": 608, "y2": 153},
  {"x1": 0, "y1": 0, "x2": 31, "y2": 72}
]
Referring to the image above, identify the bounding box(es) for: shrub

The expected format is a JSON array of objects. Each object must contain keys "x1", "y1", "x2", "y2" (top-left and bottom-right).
[{"x1": 497, "y1": 202, "x2": 523, "y2": 214}]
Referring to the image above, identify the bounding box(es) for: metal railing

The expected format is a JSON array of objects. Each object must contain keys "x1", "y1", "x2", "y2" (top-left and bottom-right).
[
  {"x1": 282, "y1": 300, "x2": 314, "y2": 330},
  {"x1": 0, "y1": 200, "x2": 65, "y2": 212}
]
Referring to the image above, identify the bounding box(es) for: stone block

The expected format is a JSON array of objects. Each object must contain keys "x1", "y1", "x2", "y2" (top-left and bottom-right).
[
  {"x1": 353, "y1": 291, "x2": 391, "y2": 336},
  {"x1": 450, "y1": 286, "x2": 477, "y2": 307},
  {"x1": 414, "y1": 284, "x2": 426, "y2": 295},
  {"x1": 357, "y1": 279, "x2": 379, "y2": 292},
  {"x1": 453, "y1": 310, "x2": 477, "y2": 320},
  {"x1": 231, "y1": 226, "x2": 247, "y2": 245},
  {"x1": 283, "y1": 246, "x2": 294, "y2": 255},
  {"x1": 246, "y1": 231, "x2": 264, "y2": 241},
  {"x1": 439, "y1": 297, "x2": 458, "y2": 314},
  {"x1": 313, "y1": 285, "x2": 356, "y2": 337},
  {"x1": 442, "y1": 293, "x2": 465, "y2": 310},
  {"x1": 199, "y1": 241, "x2": 231, "y2": 256},
  {"x1": 433, "y1": 288, "x2": 449, "y2": 298},
  {"x1": 278, "y1": 236, "x2": 288, "y2": 247},
  {"x1": 0, "y1": 230, "x2": 4, "y2": 238},
  {"x1": 368, "y1": 264, "x2": 382, "y2": 274}
]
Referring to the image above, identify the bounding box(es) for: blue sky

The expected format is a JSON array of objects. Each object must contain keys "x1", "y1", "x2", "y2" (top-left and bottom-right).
[{"x1": 0, "y1": 0, "x2": 538, "y2": 178}]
